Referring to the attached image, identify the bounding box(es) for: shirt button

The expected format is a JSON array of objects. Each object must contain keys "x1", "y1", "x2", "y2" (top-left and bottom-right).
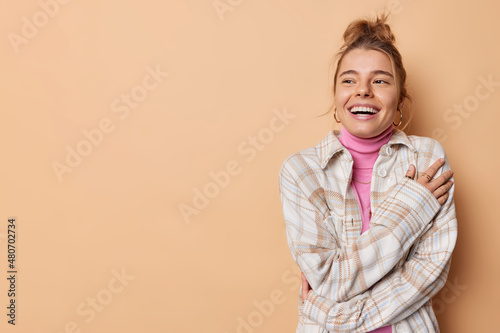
[
  {"x1": 378, "y1": 168, "x2": 387, "y2": 177},
  {"x1": 385, "y1": 146, "x2": 393, "y2": 155},
  {"x1": 396, "y1": 324, "x2": 405, "y2": 332}
]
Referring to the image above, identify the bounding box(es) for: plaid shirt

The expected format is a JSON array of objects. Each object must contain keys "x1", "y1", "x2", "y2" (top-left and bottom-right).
[{"x1": 278, "y1": 128, "x2": 457, "y2": 333}]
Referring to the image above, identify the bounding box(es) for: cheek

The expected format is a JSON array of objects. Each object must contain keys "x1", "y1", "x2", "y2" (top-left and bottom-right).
[
  {"x1": 379, "y1": 90, "x2": 399, "y2": 109},
  {"x1": 334, "y1": 90, "x2": 352, "y2": 106}
]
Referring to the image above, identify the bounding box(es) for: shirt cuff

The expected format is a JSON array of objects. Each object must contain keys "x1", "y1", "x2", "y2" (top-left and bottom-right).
[
  {"x1": 302, "y1": 289, "x2": 333, "y2": 326},
  {"x1": 399, "y1": 177, "x2": 442, "y2": 225}
]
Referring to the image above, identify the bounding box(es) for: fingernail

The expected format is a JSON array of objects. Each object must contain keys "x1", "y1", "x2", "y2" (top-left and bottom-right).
[{"x1": 440, "y1": 158, "x2": 445, "y2": 163}]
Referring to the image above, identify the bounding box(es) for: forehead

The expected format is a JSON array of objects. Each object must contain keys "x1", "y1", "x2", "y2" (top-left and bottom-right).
[{"x1": 338, "y1": 48, "x2": 393, "y2": 75}]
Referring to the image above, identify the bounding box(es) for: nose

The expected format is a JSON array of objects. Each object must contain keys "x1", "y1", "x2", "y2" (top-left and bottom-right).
[{"x1": 355, "y1": 81, "x2": 372, "y2": 97}]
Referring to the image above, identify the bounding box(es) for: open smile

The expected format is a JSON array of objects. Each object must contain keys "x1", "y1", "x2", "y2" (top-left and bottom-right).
[
  {"x1": 348, "y1": 105, "x2": 380, "y2": 115},
  {"x1": 347, "y1": 105, "x2": 381, "y2": 120}
]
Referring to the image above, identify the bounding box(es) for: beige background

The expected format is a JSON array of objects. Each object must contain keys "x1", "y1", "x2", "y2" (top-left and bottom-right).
[{"x1": 1, "y1": 0, "x2": 499, "y2": 332}]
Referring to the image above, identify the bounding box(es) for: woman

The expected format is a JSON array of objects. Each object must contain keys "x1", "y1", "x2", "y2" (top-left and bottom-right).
[{"x1": 278, "y1": 14, "x2": 457, "y2": 332}]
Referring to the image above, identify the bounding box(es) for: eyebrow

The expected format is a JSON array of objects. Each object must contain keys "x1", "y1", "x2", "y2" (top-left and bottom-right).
[{"x1": 339, "y1": 70, "x2": 394, "y2": 78}]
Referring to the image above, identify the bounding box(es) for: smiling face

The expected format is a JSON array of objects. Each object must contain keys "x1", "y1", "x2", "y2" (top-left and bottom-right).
[{"x1": 335, "y1": 48, "x2": 401, "y2": 138}]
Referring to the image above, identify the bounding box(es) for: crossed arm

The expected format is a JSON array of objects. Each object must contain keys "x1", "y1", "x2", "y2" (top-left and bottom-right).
[
  {"x1": 300, "y1": 192, "x2": 456, "y2": 332},
  {"x1": 279, "y1": 154, "x2": 457, "y2": 332}
]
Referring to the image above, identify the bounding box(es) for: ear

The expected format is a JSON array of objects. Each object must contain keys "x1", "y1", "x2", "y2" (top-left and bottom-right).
[{"x1": 398, "y1": 96, "x2": 405, "y2": 110}]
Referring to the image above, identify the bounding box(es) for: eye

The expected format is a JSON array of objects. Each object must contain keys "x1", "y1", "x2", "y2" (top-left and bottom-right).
[
  {"x1": 374, "y1": 79, "x2": 387, "y2": 84},
  {"x1": 342, "y1": 79, "x2": 355, "y2": 84}
]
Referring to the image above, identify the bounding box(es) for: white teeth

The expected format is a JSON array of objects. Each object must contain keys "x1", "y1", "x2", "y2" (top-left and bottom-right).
[{"x1": 350, "y1": 106, "x2": 379, "y2": 114}]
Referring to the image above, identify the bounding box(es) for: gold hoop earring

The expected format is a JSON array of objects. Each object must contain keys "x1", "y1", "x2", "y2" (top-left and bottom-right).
[
  {"x1": 334, "y1": 107, "x2": 340, "y2": 123},
  {"x1": 393, "y1": 109, "x2": 403, "y2": 127}
]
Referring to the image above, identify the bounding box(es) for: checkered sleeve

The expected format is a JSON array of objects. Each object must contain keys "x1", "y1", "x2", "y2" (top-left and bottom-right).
[
  {"x1": 301, "y1": 147, "x2": 458, "y2": 332},
  {"x1": 279, "y1": 154, "x2": 442, "y2": 303}
]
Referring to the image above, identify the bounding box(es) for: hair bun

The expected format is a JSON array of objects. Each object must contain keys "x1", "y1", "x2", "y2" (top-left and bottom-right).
[{"x1": 341, "y1": 14, "x2": 395, "y2": 49}]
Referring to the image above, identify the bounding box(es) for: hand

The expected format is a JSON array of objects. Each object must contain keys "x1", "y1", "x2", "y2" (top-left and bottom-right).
[
  {"x1": 405, "y1": 158, "x2": 454, "y2": 205},
  {"x1": 301, "y1": 272, "x2": 311, "y2": 302}
]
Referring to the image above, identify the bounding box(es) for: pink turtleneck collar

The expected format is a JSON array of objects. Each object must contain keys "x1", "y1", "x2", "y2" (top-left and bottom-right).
[{"x1": 338, "y1": 124, "x2": 394, "y2": 168}]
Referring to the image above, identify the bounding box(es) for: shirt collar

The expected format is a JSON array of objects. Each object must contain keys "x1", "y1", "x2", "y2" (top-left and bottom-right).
[{"x1": 316, "y1": 128, "x2": 417, "y2": 169}]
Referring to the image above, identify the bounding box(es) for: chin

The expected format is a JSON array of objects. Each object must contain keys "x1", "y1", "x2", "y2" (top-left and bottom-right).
[
  {"x1": 353, "y1": 132, "x2": 376, "y2": 139},
  {"x1": 346, "y1": 123, "x2": 391, "y2": 138},
  {"x1": 349, "y1": 128, "x2": 379, "y2": 139}
]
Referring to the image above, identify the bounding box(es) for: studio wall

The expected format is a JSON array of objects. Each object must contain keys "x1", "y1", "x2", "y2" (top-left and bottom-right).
[{"x1": 1, "y1": 0, "x2": 499, "y2": 332}]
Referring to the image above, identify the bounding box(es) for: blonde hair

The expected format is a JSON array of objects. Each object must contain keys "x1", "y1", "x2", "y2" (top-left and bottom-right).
[{"x1": 318, "y1": 13, "x2": 412, "y2": 129}]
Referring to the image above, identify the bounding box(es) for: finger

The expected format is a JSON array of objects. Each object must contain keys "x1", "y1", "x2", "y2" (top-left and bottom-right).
[
  {"x1": 434, "y1": 180, "x2": 454, "y2": 198},
  {"x1": 435, "y1": 184, "x2": 447, "y2": 199},
  {"x1": 301, "y1": 272, "x2": 309, "y2": 301},
  {"x1": 301, "y1": 272, "x2": 307, "y2": 291},
  {"x1": 442, "y1": 180, "x2": 454, "y2": 192},
  {"x1": 437, "y1": 192, "x2": 449, "y2": 205},
  {"x1": 417, "y1": 171, "x2": 432, "y2": 183},
  {"x1": 424, "y1": 158, "x2": 446, "y2": 179},
  {"x1": 405, "y1": 164, "x2": 416, "y2": 179},
  {"x1": 428, "y1": 170, "x2": 454, "y2": 192}
]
